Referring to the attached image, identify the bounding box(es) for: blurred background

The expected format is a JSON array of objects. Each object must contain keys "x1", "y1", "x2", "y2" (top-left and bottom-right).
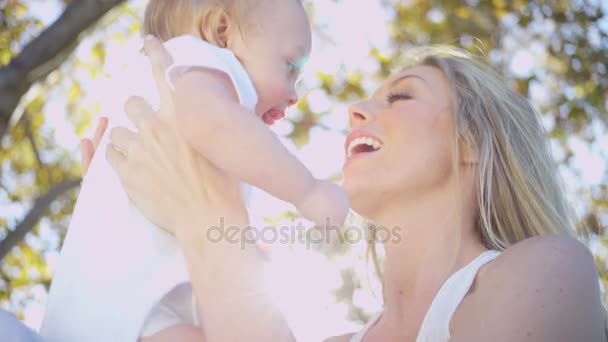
[{"x1": 0, "y1": 0, "x2": 607, "y2": 339}]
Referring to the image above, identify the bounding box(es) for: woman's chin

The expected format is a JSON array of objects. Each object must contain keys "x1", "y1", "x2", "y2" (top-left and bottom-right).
[{"x1": 344, "y1": 184, "x2": 381, "y2": 221}]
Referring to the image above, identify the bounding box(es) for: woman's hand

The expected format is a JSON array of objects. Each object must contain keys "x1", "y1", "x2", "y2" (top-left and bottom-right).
[
  {"x1": 81, "y1": 117, "x2": 108, "y2": 174},
  {"x1": 105, "y1": 36, "x2": 294, "y2": 342},
  {"x1": 105, "y1": 36, "x2": 247, "y2": 237}
]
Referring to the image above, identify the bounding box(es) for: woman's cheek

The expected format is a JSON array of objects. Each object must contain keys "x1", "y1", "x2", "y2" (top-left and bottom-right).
[{"x1": 392, "y1": 123, "x2": 451, "y2": 185}]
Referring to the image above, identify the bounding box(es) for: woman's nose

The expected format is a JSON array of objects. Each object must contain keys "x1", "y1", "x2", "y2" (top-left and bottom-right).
[{"x1": 348, "y1": 101, "x2": 374, "y2": 127}]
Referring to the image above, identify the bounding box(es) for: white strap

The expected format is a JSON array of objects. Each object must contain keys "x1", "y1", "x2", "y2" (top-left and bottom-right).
[
  {"x1": 350, "y1": 250, "x2": 501, "y2": 342},
  {"x1": 416, "y1": 250, "x2": 501, "y2": 342},
  {"x1": 349, "y1": 312, "x2": 382, "y2": 342},
  {"x1": 163, "y1": 35, "x2": 258, "y2": 110}
]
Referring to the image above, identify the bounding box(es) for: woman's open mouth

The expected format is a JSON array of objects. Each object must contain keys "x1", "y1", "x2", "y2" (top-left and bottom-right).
[
  {"x1": 343, "y1": 133, "x2": 383, "y2": 168},
  {"x1": 345, "y1": 136, "x2": 383, "y2": 159}
]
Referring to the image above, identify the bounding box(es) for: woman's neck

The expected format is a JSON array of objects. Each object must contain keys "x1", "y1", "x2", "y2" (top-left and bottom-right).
[{"x1": 371, "y1": 188, "x2": 486, "y2": 323}]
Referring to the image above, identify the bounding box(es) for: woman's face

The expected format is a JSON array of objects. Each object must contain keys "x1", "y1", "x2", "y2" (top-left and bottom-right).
[{"x1": 342, "y1": 65, "x2": 455, "y2": 218}]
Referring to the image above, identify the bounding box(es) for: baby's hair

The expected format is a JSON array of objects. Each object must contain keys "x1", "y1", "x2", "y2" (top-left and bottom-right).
[
  {"x1": 143, "y1": 0, "x2": 304, "y2": 47},
  {"x1": 143, "y1": 0, "x2": 243, "y2": 47}
]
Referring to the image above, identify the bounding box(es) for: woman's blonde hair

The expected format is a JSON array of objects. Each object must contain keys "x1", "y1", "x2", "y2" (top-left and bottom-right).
[
  {"x1": 368, "y1": 45, "x2": 578, "y2": 286},
  {"x1": 425, "y1": 46, "x2": 576, "y2": 248},
  {"x1": 143, "y1": 0, "x2": 245, "y2": 47},
  {"x1": 412, "y1": 47, "x2": 608, "y2": 332}
]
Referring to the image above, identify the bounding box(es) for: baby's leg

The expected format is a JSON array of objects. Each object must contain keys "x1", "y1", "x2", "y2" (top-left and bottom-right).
[{"x1": 139, "y1": 324, "x2": 205, "y2": 342}]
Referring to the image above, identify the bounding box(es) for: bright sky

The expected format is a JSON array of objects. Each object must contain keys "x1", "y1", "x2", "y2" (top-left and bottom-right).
[{"x1": 7, "y1": 0, "x2": 608, "y2": 336}]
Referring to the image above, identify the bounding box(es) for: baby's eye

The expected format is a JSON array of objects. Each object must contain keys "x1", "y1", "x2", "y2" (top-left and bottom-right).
[
  {"x1": 288, "y1": 61, "x2": 300, "y2": 76},
  {"x1": 386, "y1": 92, "x2": 412, "y2": 103},
  {"x1": 287, "y1": 56, "x2": 308, "y2": 78}
]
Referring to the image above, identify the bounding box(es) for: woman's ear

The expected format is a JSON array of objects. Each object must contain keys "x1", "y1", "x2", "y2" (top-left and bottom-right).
[{"x1": 460, "y1": 141, "x2": 479, "y2": 166}]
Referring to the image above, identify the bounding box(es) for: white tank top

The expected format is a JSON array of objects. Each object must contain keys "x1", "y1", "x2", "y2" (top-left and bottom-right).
[{"x1": 350, "y1": 250, "x2": 501, "y2": 342}]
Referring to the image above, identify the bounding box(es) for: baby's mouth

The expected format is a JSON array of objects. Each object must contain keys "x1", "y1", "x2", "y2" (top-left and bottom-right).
[{"x1": 262, "y1": 109, "x2": 285, "y2": 125}]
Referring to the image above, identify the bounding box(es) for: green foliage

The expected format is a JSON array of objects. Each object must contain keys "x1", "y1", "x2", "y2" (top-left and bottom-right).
[{"x1": 0, "y1": 1, "x2": 41, "y2": 66}]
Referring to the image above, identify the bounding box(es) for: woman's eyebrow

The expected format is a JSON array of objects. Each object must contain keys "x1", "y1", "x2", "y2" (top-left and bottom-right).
[
  {"x1": 389, "y1": 74, "x2": 430, "y2": 89},
  {"x1": 372, "y1": 74, "x2": 429, "y2": 98}
]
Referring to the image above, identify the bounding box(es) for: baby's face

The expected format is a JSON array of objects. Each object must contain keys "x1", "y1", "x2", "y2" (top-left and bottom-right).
[{"x1": 230, "y1": 0, "x2": 312, "y2": 125}]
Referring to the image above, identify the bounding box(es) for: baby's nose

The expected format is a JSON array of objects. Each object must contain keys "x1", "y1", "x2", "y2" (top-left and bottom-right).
[{"x1": 287, "y1": 95, "x2": 299, "y2": 107}]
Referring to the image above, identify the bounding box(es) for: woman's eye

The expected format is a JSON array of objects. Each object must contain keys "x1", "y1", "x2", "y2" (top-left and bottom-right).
[{"x1": 386, "y1": 92, "x2": 412, "y2": 103}]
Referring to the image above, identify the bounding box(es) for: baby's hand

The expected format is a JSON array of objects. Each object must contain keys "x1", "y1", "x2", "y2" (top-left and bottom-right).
[{"x1": 296, "y1": 180, "x2": 349, "y2": 228}]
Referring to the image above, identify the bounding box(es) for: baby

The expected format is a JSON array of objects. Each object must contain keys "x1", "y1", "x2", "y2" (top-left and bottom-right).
[{"x1": 40, "y1": 0, "x2": 348, "y2": 341}]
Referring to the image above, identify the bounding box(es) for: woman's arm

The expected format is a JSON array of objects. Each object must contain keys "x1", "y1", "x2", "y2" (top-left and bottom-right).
[{"x1": 176, "y1": 213, "x2": 295, "y2": 342}]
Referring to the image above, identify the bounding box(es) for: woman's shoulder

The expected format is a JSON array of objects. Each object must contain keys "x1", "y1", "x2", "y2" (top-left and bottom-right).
[
  {"x1": 489, "y1": 234, "x2": 597, "y2": 282},
  {"x1": 479, "y1": 234, "x2": 600, "y2": 302},
  {"x1": 454, "y1": 235, "x2": 605, "y2": 340}
]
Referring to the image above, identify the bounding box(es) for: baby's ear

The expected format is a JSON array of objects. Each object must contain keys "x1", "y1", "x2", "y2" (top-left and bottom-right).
[
  {"x1": 215, "y1": 13, "x2": 231, "y2": 48},
  {"x1": 199, "y1": 8, "x2": 233, "y2": 48}
]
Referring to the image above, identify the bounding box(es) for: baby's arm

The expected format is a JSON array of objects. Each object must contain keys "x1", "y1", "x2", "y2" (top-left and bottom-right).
[{"x1": 171, "y1": 69, "x2": 348, "y2": 225}]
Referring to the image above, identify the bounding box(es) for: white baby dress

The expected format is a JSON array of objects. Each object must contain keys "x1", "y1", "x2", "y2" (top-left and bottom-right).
[{"x1": 40, "y1": 35, "x2": 258, "y2": 342}]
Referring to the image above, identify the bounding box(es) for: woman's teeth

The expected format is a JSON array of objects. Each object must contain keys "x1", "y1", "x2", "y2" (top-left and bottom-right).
[{"x1": 347, "y1": 137, "x2": 383, "y2": 158}]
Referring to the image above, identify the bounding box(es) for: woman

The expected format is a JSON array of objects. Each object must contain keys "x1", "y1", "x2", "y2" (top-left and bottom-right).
[{"x1": 94, "y1": 37, "x2": 606, "y2": 341}]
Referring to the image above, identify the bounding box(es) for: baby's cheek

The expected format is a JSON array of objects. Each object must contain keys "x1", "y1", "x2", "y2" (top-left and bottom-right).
[{"x1": 256, "y1": 83, "x2": 281, "y2": 107}]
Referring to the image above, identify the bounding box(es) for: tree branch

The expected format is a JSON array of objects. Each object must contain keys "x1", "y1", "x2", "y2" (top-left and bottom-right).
[
  {"x1": 23, "y1": 114, "x2": 43, "y2": 169},
  {"x1": 0, "y1": 0, "x2": 125, "y2": 140},
  {"x1": 0, "y1": 178, "x2": 81, "y2": 262}
]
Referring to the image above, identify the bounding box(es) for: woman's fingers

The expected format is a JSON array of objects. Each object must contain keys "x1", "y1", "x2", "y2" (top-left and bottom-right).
[
  {"x1": 105, "y1": 141, "x2": 127, "y2": 175},
  {"x1": 124, "y1": 96, "x2": 155, "y2": 131},
  {"x1": 143, "y1": 35, "x2": 174, "y2": 118},
  {"x1": 109, "y1": 126, "x2": 138, "y2": 158},
  {"x1": 105, "y1": 143, "x2": 146, "y2": 208}
]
